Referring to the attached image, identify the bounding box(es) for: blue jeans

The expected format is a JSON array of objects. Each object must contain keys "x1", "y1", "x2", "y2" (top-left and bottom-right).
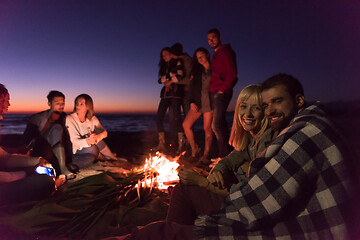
[
  {"x1": 72, "y1": 140, "x2": 107, "y2": 169},
  {"x1": 156, "y1": 98, "x2": 182, "y2": 141},
  {"x1": 210, "y1": 92, "x2": 232, "y2": 157}
]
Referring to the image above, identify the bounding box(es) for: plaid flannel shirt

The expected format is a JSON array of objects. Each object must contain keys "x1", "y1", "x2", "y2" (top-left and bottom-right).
[{"x1": 194, "y1": 103, "x2": 353, "y2": 239}]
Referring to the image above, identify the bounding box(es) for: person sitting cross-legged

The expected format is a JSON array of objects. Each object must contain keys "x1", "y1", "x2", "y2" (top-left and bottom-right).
[{"x1": 65, "y1": 94, "x2": 127, "y2": 169}]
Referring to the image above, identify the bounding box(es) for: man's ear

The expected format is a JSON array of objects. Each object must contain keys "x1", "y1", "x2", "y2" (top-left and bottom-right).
[
  {"x1": 48, "y1": 101, "x2": 51, "y2": 108},
  {"x1": 295, "y1": 94, "x2": 305, "y2": 108}
]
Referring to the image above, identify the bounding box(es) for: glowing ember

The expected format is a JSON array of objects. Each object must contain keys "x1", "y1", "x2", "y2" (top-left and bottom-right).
[{"x1": 135, "y1": 151, "x2": 180, "y2": 190}]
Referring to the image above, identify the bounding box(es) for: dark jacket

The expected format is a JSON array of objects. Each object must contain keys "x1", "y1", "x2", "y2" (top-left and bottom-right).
[
  {"x1": 189, "y1": 63, "x2": 210, "y2": 109},
  {"x1": 158, "y1": 59, "x2": 184, "y2": 98},
  {"x1": 209, "y1": 44, "x2": 237, "y2": 94}
]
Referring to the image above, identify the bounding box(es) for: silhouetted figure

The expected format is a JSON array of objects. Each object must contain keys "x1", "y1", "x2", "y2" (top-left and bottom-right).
[{"x1": 207, "y1": 28, "x2": 238, "y2": 157}]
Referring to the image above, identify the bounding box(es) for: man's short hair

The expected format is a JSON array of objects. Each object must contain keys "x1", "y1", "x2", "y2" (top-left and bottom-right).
[
  {"x1": 170, "y1": 43, "x2": 183, "y2": 56},
  {"x1": 0, "y1": 84, "x2": 8, "y2": 97},
  {"x1": 47, "y1": 90, "x2": 65, "y2": 102},
  {"x1": 207, "y1": 28, "x2": 221, "y2": 37},
  {"x1": 261, "y1": 73, "x2": 304, "y2": 98}
]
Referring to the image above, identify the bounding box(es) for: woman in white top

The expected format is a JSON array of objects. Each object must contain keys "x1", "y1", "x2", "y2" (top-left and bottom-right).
[{"x1": 65, "y1": 94, "x2": 118, "y2": 168}]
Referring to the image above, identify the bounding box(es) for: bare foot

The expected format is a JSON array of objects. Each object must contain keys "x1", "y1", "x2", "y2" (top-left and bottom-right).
[{"x1": 55, "y1": 174, "x2": 66, "y2": 187}]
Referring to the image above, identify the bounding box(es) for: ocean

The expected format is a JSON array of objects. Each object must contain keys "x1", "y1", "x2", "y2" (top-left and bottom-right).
[
  {"x1": 0, "y1": 113, "x2": 235, "y2": 135},
  {"x1": 1, "y1": 111, "x2": 359, "y2": 158}
]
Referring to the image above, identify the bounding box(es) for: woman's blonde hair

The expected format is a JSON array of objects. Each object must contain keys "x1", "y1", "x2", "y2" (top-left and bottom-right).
[
  {"x1": 74, "y1": 94, "x2": 94, "y2": 120},
  {"x1": 229, "y1": 84, "x2": 268, "y2": 151}
]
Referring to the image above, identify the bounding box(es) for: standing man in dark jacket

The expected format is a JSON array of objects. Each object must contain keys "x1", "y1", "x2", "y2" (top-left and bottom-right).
[{"x1": 207, "y1": 28, "x2": 238, "y2": 157}]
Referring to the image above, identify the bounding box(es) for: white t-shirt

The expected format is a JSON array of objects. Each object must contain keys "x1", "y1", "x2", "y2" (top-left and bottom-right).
[{"x1": 65, "y1": 112, "x2": 104, "y2": 154}]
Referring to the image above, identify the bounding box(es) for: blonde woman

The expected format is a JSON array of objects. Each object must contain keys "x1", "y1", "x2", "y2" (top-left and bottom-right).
[
  {"x1": 167, "y1": 84, "x2": 277, "y2": 225},
  {"x1": 66, "y1": 94, "x2": 120, "y2": 169}
]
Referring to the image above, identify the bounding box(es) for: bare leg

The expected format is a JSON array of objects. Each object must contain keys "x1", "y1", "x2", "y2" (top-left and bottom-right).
[
  {"x1": 202, "y1": 111, "x2": 213, "y2": 160},
  {"x1": 182, "y1": 109, "x2": 201, "y2": 157},
  {"x1": 99, "y1": 145, "x2": 117, "y2": 160}
]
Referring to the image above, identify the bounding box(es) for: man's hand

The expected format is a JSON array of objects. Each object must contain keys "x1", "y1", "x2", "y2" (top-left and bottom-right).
[
  {"x1": 50, "y1": 111, "x2": 61, "y2": 122},
  {"x1": 207, "y1": 170, "x2": 225, "y2": 189},
  {"x1": 178, "y1": 169, "x2": 208, "y2": 187},
  {"x1": 38, "y1": 157, "x2": 52, "y2": 168}
]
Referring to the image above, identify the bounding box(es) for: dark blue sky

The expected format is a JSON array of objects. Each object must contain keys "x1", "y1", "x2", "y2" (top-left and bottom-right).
[{"x1": 0, "y1": 0, "x2": 359, "y2": 113}]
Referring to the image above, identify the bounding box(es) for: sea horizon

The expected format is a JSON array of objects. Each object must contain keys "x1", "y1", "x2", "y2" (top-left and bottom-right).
[
  {"x1": 1, "y1": 100, "x2": 359, "y2": 136},
  {"x1": 0, "y1": 112, "x2": 236, "y2": 135}
]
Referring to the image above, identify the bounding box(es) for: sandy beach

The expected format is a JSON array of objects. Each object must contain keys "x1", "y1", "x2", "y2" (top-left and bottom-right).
[
  {"x1": 0, "y1": 113, "x2": 359, "y2": 240},
  {"x1": 0, "y1": 130, "x2": 212, "y2": 239}
]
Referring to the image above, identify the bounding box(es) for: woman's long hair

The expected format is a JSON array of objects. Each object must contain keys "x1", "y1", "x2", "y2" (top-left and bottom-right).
[
  {"x1": 229, "y1": 84, "x2": 269, "y2": 151},
  {"x1": 158, "y1": 47, "x2": 171, "y2": 76},
  {"x1": 74, "y1": 94, "x2": 94, "y2": 120},
  {"x1": 191, "y1": 47, "x2": 210, "y2": 77}
]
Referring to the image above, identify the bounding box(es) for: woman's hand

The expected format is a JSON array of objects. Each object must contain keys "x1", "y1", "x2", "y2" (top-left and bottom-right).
[
  {"x1": 207, "y1": 170, "x2": 225, "y2": 189},
  {"x1": 93, "y1": 133, "x2": 103, "y2": 144},
  {"x1": 178, "y1": 169, "x2": 208, "y2": 187},
  {"x1": 190, "y1": 103, "x2": 199, "y2": 113},
  {"x1": 86, "y1": 134, "x2": 97, "y2": 145},
  {"x1": 164, "y1": 81, "x2": 172, "y2": 87},
  {"x1": 160, "y1": 76, "x2": 167, "y2": 83}
]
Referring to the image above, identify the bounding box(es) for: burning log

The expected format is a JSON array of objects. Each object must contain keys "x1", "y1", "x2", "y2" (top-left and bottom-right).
[{"x1": 5, "y1": 152, "x2": 182, "y2": 239}]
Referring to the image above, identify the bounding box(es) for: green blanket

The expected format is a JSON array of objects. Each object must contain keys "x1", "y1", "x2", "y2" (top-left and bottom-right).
[{"x1": 0, "y1": 172, "x2": 170, "y2": 239}]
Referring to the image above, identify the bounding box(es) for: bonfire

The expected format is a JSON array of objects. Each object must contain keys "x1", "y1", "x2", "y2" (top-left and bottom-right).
[
  {"x1": 135, "y1": 151, "x2": 180, "y2": 191},
  {"x1": 5, "y1": 151, "x2": 183, "y2": 239}
]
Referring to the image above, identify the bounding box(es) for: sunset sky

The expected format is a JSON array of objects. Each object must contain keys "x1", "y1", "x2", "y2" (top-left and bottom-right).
[{"x1": 1, "y1": 0, "x2": 359, "y2": 113}]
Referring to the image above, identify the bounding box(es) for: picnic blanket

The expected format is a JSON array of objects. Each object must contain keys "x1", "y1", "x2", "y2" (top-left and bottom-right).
[{"x1": 0, "y1": 171, "x2": 170, "y2": 239}]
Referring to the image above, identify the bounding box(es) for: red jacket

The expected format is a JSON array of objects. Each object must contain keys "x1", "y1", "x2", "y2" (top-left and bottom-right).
[{"x1": 209, "y1": 44, "x2": 238, "y2": 94}]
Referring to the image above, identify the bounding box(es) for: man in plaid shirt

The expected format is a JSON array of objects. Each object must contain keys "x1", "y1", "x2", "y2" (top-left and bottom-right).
[
  {"x1": 193, "y1": 73, "x2": 358, "y2": 239},
  {"x1": 115, "y1": 74, "x2": 357, "y2": 240}
]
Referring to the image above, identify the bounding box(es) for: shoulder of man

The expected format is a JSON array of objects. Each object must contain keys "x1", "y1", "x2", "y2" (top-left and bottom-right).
[
  {"x1": 29, "y1": 109, "x2": 49, "y2": 122},
  {"x1": 218, "y1": 44, "x2": 234, "y2": 53},
  {"x1": 291, "y1": 102, "x2": 330, "y2": 128},
  {"x1": 215, "y1": 44, "x2": 236, "y2": 60},
  {"x1": 250, "y1": 102, "x2": 335, "y2": 176}
]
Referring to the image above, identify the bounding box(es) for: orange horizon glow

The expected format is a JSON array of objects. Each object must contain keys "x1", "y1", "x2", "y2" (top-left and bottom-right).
[
  {"x1": 7, "y1": 109, "x2": 158, "y2": 115},
  {"x1": 7, "y1": 98, "x2": 160, "y2": 114},
  {"x1": 7, "y1": 93, "x2": 236, "y2": 115}
]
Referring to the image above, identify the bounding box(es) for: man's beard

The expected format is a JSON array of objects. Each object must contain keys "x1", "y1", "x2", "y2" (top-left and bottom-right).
[{"x1": 270, "y1": 119, "x2": 290, "y2": 132}]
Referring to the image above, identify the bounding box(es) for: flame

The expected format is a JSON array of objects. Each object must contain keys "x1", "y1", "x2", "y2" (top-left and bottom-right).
[{"x1": 134, "y1": 152, "x2": 180, "y2": 190}]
